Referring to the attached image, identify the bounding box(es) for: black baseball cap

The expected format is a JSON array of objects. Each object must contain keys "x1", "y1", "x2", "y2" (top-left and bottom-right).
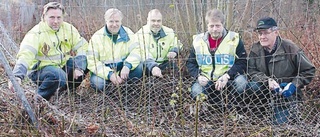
[{"x1": 256, "y1": 17, "x2": 277, "y2": 30}]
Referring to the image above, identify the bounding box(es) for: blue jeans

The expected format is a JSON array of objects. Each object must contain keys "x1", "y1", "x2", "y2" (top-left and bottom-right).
[
  {"x1": 190, "y1": 75, "x2": 247, "y2": 99},
  {"x1": 190, "y1": 75, "x2": 247, "y2": 111},
  {"x1": 28, "y1": 57, "x2": 86, "y2": 100},
  {"x1": 159, "y1": 60, "x2": 178, "y2": 71},
  {"x1": 246, "y1": 82, "x2": 300, "y2": 125},
  {"x1": 144, "y1": 60, "x2": 178, "y2": 76},
  {"x1": 90, "y1": 63, "x2": 143, "y2": 93}
]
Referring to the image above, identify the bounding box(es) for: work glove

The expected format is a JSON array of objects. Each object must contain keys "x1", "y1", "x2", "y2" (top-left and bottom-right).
[
  {"x1": 215, "y1": 74, "x2": 230, "y2": 91},
  {"x1": 167, "y1": 52, "x2": 177, "y2": 59},
  {"x1": 198, "y1": 75, "x2": 209, "y2": 86},
  {"x1": 73, "y1": 68, "x2": 84, "y2": 79},
  {"x1": 110, "y1": 72, "x2": 123, "y2": 85},
  {"x1": 280, "y1": 82, "x2": 296, "y2": 98},
  {"x1": 268, "y1": 78, "x2": 280, "y2": 90},
  {"x1": 8, "y1": 77, "x2": 22, "y2": 92},
  {"x1": 120, "y1": 66, "x2": 130, "y2": 80},
  {"x1": 274, "y1": 82, "x2": 285, "y2": 94},
  {"x1": 151, "y1": 66, "x2": 163, "y2": 78}
]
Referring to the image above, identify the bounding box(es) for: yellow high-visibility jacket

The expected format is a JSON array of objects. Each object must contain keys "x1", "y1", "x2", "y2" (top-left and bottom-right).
[
  {"x1": 13, "y1": 21, "x2": 88, "y2": 79},
  {"x1": 193, "y1": 31, "x2": 239, "y2": 80},
  {"x1": 136, "y1": 25, "x2": 182, "y2": 65},
  {"x1": 87, "y1": 26, "x2": 142, "y2": 80}
]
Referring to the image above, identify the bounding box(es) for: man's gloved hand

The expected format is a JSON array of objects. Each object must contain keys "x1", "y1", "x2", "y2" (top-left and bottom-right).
[
  {"x1": 268, "y1": 78, "x2": 280, "y2": 90},
  {"x1": 198, "y1": 75, "x2": 209, "y2": 86},
  {"x1": 110, "y1": 73, "x2": 123, "y2": 85},
  {"x1": 280, "y1": 82, "x2": 296, "y2": 98},
  {"x1": 215, "y1": 74, "x2": 230, "y2": 91},
  {"x1": 274, "y1": 83, "x2": 288, "y2": 95},
  {"x1": 120, "y1": 66, "x2": 130, "y2": 80},
  {"x1": 151, "y1": 66, "x2": 163, "y2": 78},
  {"x1": 167, "y1": 52, "x2": 177, "y2": 59},
  {"x1": 73, "y1": 68, "x2": 84, "y2": 79},
  {"x1": 274, "y1": 82, "x2": 288, "y2": 94},
  {"x1": 8, "y1": 77, "x2": 22, "y2": 92},
  {"x1": 279, "y1": 83, "x2": 288, "y2": 89}
]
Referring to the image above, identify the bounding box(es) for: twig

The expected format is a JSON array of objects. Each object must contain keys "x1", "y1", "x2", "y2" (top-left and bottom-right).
[
  {"x1": 0, "y1": 43, "x2": 38, "y2": 128},
  {"x1": 0, "y1": 80, "x2": 7, "y2": 85}
]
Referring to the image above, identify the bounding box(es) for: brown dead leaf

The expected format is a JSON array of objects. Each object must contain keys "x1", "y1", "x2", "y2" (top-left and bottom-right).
[{"x1": 86, "y1": 123, "x2": 99, "y2": 134}]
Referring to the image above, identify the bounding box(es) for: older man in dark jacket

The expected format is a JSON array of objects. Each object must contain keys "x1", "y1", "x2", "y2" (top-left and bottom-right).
[{"x1": 247, "y1": 17, "x2": 315, "y2": 125}]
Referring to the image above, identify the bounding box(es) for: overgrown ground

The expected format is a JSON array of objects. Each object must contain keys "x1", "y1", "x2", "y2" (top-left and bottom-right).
[
  {"x1": 1, "y1": 65, "x2": 320, "y2": 136},
  {"x1": 1, "y1": 1, "x2": 320, "y2": 136}
]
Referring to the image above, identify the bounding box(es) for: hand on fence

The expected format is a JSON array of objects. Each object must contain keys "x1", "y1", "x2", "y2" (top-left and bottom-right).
[
  {"x1": 110, "y1": 73, "x2": 123, "y2": 85},
  {"x1": 151, "y1": 66, "x2": 163, "y2": 78},
  {"x1": 73, "y1": 68, "x2": 84, "y2": 79},
  {"x1": 8, "y1": 77, "x2": 22, "y2": 92},
  {"x1": 198, "y1": 75, "x2": 209, "y2": 86},
  {"x1": 274, "y1": 82, "x2": 287, "y2": 93},
  {"x1": 167, "y1": 52, "x2": 177, "y2": 59},
  {"x1": 280, "y1": 82, "x2": 296, "y2": 98},
  {"x1": 268, "y1": 78, "x2": 280, "y2": 90},
  {"x1": 120, "y1": 66, "x2": 130, "y2": 80},
  {"x1": 215, "y1": 74, "x2": 230, "y2": 91}
]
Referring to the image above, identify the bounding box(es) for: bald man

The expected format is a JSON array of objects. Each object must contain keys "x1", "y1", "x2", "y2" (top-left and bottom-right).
[{"x1": 136, "y1": 9, "x2": 183, "y2": 77}]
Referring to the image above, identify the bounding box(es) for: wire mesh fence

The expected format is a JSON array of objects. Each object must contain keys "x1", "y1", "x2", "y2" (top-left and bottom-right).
[
  {"x1": 1, "y1": 0, "x2": 320, "y2": 136},
  {"x1": 1, "y1": 73, "x2": 319, "y2": 136}
]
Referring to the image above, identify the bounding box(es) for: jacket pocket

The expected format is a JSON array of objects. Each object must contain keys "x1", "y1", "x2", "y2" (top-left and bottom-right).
[{"x1": 270, "y1": 55, "x2": 294, "y2": 76}]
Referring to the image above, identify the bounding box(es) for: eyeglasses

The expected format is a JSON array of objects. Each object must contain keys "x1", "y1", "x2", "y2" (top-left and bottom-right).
[
  {"x1": 256, "y1": 30, "x2": 274, "y2": 36},
  {"x1": 256, "y1": 27, "x2": 278, "y2": 36}
]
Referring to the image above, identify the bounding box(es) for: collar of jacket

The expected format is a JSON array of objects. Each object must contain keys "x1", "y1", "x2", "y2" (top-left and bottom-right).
[
  {"x1": 104, "y1": 25, "x2": 130, "y2": 42},
  {"x1": 274, "y1": 36, "x2": 285, "y2": 54},
  {"x1": 153, "y1": 28, "x2": 167, "y2": 38},
  {"x1": 203, "y1": 28, "x2": 227, "y2": 41},
  {"x1": 263, "y1": 36, "x2": 281, "y2": 52}
]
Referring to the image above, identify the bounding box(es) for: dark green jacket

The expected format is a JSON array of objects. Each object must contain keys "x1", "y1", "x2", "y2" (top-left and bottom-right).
[{"x1": 248, "y1": 37, "x2": 315, "y2": 88}]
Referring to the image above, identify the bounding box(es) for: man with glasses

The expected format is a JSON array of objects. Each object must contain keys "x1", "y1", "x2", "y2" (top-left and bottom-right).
[
  {"x1": 8, "y1": 2, "x2": 88, "y2": 100},
  {"x1": 247, "y1": 17, "x2": 315, "y2": 125}
]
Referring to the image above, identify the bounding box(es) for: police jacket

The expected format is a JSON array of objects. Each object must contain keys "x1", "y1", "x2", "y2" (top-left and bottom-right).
[
  {"x1": 12, "y1": 21, "x2": 88, "y2": 79},
  {"x1": 248, "y1": 36, "x2": 315, "y2": 88},
  {"x1": 87, "y1": 26, "x2": 141, "y2": 80},
  {"x1": 136, "y1": 25, "x2": 182, "y2": 71},
  {"x1": 187, "y1": 29, "x2": 247, "y2": 80}
]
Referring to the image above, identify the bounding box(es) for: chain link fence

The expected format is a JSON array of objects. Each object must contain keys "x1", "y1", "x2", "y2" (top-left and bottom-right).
[{"x1": 1, "y1": 0, "x2": 320, "y2": 136}]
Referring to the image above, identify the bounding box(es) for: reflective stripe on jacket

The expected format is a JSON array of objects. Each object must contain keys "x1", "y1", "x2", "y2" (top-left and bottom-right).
[
  {"x1": 193, "y1": 31, "x2": 239, "y2": 80},
  {"x1": 13, "y1": 21, "x2": 88, "y2": 79},
  {"x1": 136, "y1": 25, "x2": 182, "y2": 64},
  {"x1": 87, "y1": 26, "x2": 141, "y2": 80}
]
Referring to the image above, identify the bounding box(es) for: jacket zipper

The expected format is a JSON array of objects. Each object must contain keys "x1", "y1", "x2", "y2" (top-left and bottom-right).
[{"x1": 55, "y1": 32, "x2": 63, "y2": 65}]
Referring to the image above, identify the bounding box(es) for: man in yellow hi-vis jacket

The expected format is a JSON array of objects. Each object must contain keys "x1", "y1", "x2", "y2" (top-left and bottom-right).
[
  {"x1": 8, "y1": 2, "x2": 88, "y2": 100},
  {"x1": 136, "y1": 9, "x2": 183, "y2": 77},
  {"x1": 87, "y1": 8, "x2": 143, "y2": 93},
  {"x1": 186, "y1": 9, "x2": 247, "y2": 112}
]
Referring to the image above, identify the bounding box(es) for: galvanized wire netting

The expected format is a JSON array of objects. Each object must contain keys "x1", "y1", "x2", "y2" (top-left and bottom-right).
[
  {"x1": 1, "y1": 0, "x2": 320, "y2": 136},
  {"x1": 1, "y1": 72, "x2": 319, "y2": 136}
]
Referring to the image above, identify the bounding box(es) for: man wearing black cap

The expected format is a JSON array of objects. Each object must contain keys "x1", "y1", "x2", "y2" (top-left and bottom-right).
[{"x1": 246, "y1": 17, "x2": 315, "y2": 125}]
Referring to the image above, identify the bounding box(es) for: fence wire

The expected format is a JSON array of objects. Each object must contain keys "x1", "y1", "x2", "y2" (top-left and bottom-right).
[
  {"x1": 1, "y1": 0, "x2": 320, "y2": 136},
  {"x1": 1, "y1": 73, "x2": 319, "y2": 136}
]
